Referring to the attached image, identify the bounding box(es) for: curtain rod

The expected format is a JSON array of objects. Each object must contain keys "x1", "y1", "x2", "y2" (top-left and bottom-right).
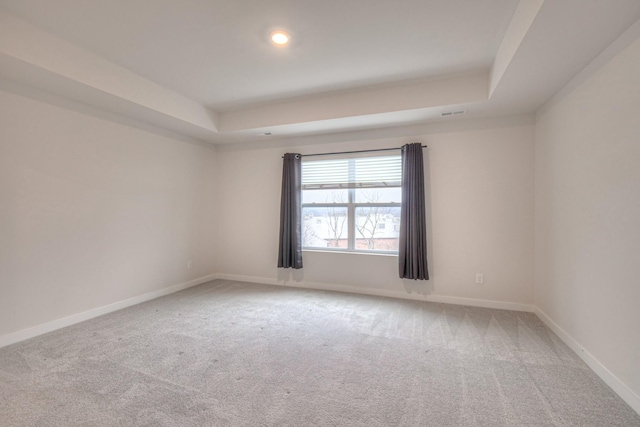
[{"x1": 282, "y1": 145, "x2": 427, "y2": 159}]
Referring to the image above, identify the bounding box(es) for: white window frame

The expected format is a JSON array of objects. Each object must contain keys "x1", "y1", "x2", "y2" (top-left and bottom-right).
[{"x1": 301, "y1": 155, "x2": 401, "y2": 255}]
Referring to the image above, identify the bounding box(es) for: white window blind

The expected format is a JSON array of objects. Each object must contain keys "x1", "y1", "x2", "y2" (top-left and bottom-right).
[{"x1": 301, "y1": 155, "x2": 402, "y2": 190}]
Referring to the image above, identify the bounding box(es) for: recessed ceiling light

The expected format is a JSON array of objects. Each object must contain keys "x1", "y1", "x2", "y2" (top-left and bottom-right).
[{"x1": 270, "y1": 30, "x2": 290, "y2": 46}]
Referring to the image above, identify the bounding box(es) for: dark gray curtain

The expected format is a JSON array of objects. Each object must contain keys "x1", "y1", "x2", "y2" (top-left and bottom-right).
[
  {"x1": 399, "y1": 143, "x2": 429, "y2": 280},
  {"x1": 277, "y1": 153, "x2": 303, "y2": 269}
]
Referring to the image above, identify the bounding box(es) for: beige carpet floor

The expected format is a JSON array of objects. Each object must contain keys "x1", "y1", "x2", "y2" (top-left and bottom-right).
[{"x1": 1, "y1": 279, "x2": 639, "y2": 426}]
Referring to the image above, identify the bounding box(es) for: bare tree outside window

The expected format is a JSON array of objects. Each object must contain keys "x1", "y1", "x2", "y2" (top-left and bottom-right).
[
  {"x1": 302, "y1": 215, "x2": 320, "y2": 247},
  {"x1": 326, "y1": 191, "x2": 346, "y2": 247},
  {"x1": 355, "y1": 190, "x2": 384, "y2": 249}
]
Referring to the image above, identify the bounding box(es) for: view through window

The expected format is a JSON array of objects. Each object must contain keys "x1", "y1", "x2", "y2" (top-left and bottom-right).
[{"x1": 301, "y1": 155, "x2": 402, "y2": 253}]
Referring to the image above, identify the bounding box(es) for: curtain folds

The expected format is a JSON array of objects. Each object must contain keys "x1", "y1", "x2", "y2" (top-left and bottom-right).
[
  {"x1": 277, "y1": 153, "x2": 303, "y2": 269},
  {"x1": 399, "y1": 143, "x2": 429, "y2": 280}
]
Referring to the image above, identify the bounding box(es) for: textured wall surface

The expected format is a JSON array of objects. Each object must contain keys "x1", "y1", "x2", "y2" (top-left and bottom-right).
[
  {"x1": 217, "y1": 124, "x2": 534, "y2": 306},
  {"x1": 0, "y1": 89, "x2": 218, "y2": 336},
  {"x1": 535, "y1": 35, "x2": 640, "y2": 405}
]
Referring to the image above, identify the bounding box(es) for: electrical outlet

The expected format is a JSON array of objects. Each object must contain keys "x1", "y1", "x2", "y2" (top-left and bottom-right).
[
  {"x1": 475, "y1": 273, "x2": 484, "y2": 284},
  {"x1": 187, "y1": 260, "x2": 193, "y2": 269}
]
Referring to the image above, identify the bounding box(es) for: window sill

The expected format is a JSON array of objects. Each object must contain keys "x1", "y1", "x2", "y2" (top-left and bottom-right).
[{"x1": 302, "y1": 249, "x2": 398, "y2": 257}]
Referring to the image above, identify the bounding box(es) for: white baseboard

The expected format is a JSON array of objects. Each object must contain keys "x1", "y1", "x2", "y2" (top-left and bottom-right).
[
  {"x1": 215, "y1": 273, "x2": 533, "y2": 312},
  {"x1": 0, "y1": 273, "x2": 218, "y2": 349},
  {"x1": 534, "y1": 306, "x2": 640, "y2": 415}
]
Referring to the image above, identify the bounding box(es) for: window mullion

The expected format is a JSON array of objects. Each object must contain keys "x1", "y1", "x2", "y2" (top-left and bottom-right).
[
  {"x1": 348, "y1": 189, "x2": 355, "y2": 250},
  {"x1": 348, "y1": 158, "x2": 356, "y2": 250}
]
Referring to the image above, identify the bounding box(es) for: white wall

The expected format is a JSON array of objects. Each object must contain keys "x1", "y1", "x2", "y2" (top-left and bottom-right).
[
  {"x1": 0, "y1": 89, "x2": 218, "y2": 337},
  {"x1": 534, "y1": 35, "x2": 640, "y2": 406},
  {"x1": 217, "y1": 123, "x2": 534, "y2": 307}
]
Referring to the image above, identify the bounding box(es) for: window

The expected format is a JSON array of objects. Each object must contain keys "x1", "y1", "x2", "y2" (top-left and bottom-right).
[{"x1": 301, "y1": 155, "x2": 402, "y2": 253}]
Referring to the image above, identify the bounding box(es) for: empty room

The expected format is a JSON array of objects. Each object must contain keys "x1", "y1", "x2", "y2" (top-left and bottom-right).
[{"x1": 1, "y1": 0, "x2": 639, "y2": 425}]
